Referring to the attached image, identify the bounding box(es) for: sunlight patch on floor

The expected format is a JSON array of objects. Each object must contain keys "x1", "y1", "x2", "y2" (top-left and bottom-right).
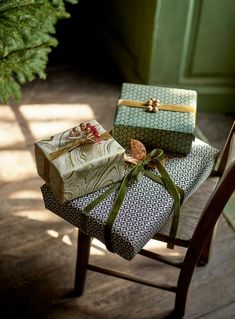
[
  {"x1": 47, "y1": 229, "x2": 60, "y2": 238},
  {"x1": 19, "y1": 103, "x2": 95, "y2": 120},
  {"x1": 8, "y1": 190, "x2": 42, "y2": 199},
  {"x1": 62, "y1": 234, "x2": 73, "y2": 246},
  {"x1": 19, "y1": 103, "x2": 95, "y2": 140},
  {"x1": 46, "y1": 230, "x2": 74, "y2": 246},
  {"x1": 0, "y1": 125, "x2": 25, "y2": 148},
  {"x1": 14, "y1": 209, "x2": 60, "y2": 222},
  {"x1": 143, "y1": 239, "x2": 182, "y2": 257},
  {"x1": 90, "y1": 238, "x2": 106, "y2": 256},
  {"x1": 0, "y1": 104, "x2": 16, "y2": 121},
  {"x1": 0, "y1": 105, "x2": 25, "y2": 147},
  {"x1": 0, "y1": 150, "x2": 36, "y2": 182}
]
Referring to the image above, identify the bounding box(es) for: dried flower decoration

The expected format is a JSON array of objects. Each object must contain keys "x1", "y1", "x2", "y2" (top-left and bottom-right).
[
  {"x1": 67, "y1": 122, "x2": 101, "y2": 144},
  {"x1": 124, "y1": 139, "x2": 166, "y2": 167}
]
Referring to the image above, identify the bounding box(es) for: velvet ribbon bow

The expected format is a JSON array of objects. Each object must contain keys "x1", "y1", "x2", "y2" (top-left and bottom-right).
[{"x1": 81, "y1": 148, "x2": 184, "y2": 252}]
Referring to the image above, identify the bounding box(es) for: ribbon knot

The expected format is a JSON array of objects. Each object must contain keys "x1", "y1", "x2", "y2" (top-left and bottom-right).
[
  {"x1": 145, "y1": 98, "x2": 160, "y2": 112},
  {"x1": 142, "y1": 148, "x2": 164, "y2": 164}
]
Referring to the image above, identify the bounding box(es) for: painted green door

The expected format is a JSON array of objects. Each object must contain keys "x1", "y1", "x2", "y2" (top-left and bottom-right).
[{"x1": 103, "y1": 0, "x2": 235, "y2": 113}]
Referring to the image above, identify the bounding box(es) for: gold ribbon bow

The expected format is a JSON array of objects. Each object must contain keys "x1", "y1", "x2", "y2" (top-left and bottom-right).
[{"x1": 118, "y1": 98, "x2": 196, "y2": 114}]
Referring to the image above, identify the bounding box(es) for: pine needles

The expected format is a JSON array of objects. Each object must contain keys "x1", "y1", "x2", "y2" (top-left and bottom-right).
[{"x1": 0, "y1": 0, "x2": 78, "y2": 103}]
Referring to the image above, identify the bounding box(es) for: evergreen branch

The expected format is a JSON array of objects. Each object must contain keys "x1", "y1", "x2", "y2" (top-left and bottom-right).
[
  {"x1": 0, "y1": 1, "x2": 69, "y2": 57},
  {"x1": 1, "y1": 39, "x2": 57, "y2": 62},
  {"x1": 0, "y1": 0, "x2": 77, "y2": 13},
  {"x1": 0, "y1": 1, "x2": 43, "y2": 13},
  {"x1": 0, "y1": 0, "x2": 78, "y2": 103},
  {"x1": 0, "y1": 43, "x2": 52, "y2": 103}
]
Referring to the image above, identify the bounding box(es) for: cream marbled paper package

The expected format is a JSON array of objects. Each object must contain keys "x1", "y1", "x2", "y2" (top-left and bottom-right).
[{"x1": 35, "y1": 120, "x2": 125, "y2": 202}]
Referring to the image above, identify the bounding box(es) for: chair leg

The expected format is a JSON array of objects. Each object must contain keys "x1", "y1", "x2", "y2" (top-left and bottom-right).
[
  {"x1": 197, "y1": 231, "x2": 213, "y2": 266},
  {"x1": 197, "y1": 222, "x2": 217, "y2": 266},
  {"x1": 74, "y1": 230, "x2": 91, "y2": 296},
  {"x1": 174, "y1": 248, "x2": 200, "y2": 317}
]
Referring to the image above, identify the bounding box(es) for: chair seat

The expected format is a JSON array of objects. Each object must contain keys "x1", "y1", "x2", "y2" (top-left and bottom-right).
[
  {"x1": 42, "y1": 138, "x2": 219, "y2": 261},
  {"x1": 154, "y1": 176, "x2": 219, "y2": 246}
]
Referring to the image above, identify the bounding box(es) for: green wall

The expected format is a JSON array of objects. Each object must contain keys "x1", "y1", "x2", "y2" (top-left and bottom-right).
[{"x1": 102, "y1": 0, "x2": 235, "y2": 113}]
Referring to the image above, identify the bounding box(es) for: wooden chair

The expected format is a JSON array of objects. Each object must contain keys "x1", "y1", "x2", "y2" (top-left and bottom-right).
[{"x1": 73, "y1": 121, "x2": 235, "y2": 318}]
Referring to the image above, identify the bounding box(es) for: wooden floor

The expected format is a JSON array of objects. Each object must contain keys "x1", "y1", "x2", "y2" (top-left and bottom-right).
[{"x1": 0, "y1": 66, "x2": 235, "y2": 319}]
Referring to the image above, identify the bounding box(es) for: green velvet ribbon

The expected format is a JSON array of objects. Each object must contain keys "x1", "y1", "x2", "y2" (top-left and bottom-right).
[{"x1": 81, "y1": 149, "x2": 184, "y2": 252}]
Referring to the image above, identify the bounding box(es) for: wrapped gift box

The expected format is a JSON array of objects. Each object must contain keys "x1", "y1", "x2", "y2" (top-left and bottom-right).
[
  {"x1": 112, "y1": 83, "x2": 197, "y2": 154},
  {"x1": 35, "y1": 120, "x2": 125, "y2": 202},
  {"x1": 41, "y1": 138, "x2": 219, "y2": 260}
]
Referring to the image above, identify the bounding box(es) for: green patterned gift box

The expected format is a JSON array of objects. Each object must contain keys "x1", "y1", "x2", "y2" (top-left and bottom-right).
[
  {"x1": 35, "y1": 120, "x2": 125, "y2": 202},
  {"x1": 113, "y1": 83, "x2": 197, "y2": 154}
]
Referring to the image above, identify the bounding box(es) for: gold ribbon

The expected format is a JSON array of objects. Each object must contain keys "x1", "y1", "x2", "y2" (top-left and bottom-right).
[
  {"x1": 47, "y1": 131, "x2": 111, "y2": 162},
  {"x1": 118, "y1": 98, "x2": 196, "y2": 114},
  {"x1": 44, "y1": 131, "x2": 111, "y2": 183}
]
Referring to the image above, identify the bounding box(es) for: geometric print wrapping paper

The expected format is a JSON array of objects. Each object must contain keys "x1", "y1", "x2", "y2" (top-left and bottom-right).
[
  {"x1": 113, "y1": 83, "x2": 197, "y2": 154},
  {"x1": 41, "y1": 138, "x2": 219, "y2": 261}
]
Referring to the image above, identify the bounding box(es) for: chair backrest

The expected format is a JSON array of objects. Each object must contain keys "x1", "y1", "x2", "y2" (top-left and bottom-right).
[
  {"x1": 217, "y1": 120, "x2": 235, "y2": 175},
  {"x1": 191, "y1": 121, "x2": 235, "y2": 254}
]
